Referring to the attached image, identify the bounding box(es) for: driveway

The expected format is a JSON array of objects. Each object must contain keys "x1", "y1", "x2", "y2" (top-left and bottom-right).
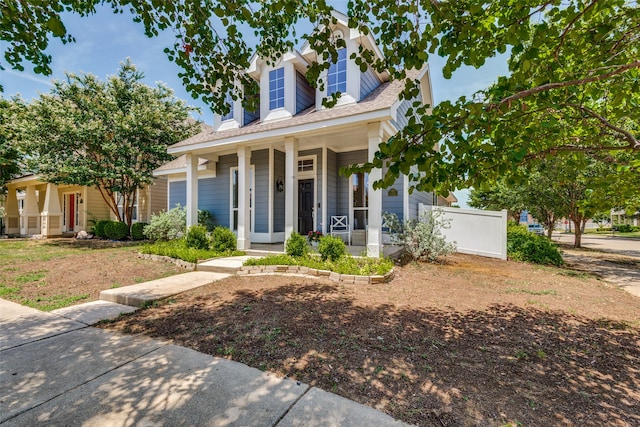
[
  {"x1": 553, "y1": 233, "x2": 640, "y2": 298},
  {"x1": 553, "y1": 233, "x2": 640, "y2": 258}
]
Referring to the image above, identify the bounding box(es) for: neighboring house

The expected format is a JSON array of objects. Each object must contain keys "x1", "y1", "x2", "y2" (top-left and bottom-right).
[
  {"x1": 2, "y1": 174, "x2": 167, "y2": 237},
  {"x1": 611, "y1": 209, "x2": 639, "y2": 226},
  {"x1": 155, "y1": 11, "x2": 447, "y2": 257}
]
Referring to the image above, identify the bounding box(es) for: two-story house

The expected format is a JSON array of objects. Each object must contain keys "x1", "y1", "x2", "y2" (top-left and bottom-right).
[{"x1": 156, "y1": 11, "x2": 447, "y2": 257}]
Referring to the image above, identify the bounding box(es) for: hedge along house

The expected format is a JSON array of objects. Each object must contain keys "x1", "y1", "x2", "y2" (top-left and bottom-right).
[
  {"x1": 2, "y1": 174, "x2": 168, "y2": 237},
  {"x1": 156, "y1": 11, "x2": 448, "y2": 257}
]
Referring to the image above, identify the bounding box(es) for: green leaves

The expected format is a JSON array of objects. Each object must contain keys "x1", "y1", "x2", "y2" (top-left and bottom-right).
[{"x1": 19, "y1": 60, "x2": 199, "y2": 225}]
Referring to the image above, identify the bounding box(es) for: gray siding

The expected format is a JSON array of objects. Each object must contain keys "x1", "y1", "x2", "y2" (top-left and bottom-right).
[
  {"x1": 215, "y1": 154, "x2": 238, "y2": 228},
  {"x1": 273, "y1": 150, "x2": 285, "y2": 232},
  {"x1": 337, "y1": 150, "x2": 367, "y2": 216},
  {"x1": 296, "y1": 71, "x2": 315, "y2": 114},
  {"x1": 407, "y1": 166, "x2": 435, "y2": 220},
  {"x1": 360, "y1": 68, "x2": 380, "y2": 100},
  {"x1": 381, "y1": 165, "x2": 404, "y2": 223},
  {"x1": 243, "y1": 87, "x2": 260, "y2": 125},
  {"x1": 252, "y1": 149, "x2": 269, "y2": 233},
  {"x1": 390, "y1": 99, "x2": 412, "y2": 130},
  {"x1": 169, "y1": 181, "x2": 186, "y2": 209}
]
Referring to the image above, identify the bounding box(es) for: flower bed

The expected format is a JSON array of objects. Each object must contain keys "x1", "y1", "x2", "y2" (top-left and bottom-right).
[{"x1": 140, "y1": 240, "x2": 244, "y2": 263}]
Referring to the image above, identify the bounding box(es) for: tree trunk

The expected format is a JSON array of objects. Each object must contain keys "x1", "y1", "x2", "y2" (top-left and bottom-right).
[{"x1": 573, "y1": 219, "x2": 582, "y2": 248}]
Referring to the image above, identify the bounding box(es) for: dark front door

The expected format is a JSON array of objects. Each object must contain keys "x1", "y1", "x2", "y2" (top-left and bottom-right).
[{"x1": 298, "y1": 179, "x2": 314, "y2": 234}]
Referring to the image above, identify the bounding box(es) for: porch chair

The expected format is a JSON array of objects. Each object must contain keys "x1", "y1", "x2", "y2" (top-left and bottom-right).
[{"x1": 330, "y1": 215, "x2": 351, "y2": 245}]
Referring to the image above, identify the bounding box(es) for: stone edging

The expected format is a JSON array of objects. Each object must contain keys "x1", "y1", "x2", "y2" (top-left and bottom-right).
[
  {"x1": 237, "y1": 265, "x2": 394, "y2": 284},
  {"x1": 138, "y1": 253, "x2": 196, "y2": 270}
]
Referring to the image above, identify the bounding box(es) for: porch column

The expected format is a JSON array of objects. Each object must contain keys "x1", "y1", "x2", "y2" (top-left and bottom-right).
[
  {"x1": 284, "y1": 137, "x2": 298, "y2": 241},
  {"x1": 237, "y1": 146, "x2": 251, "y2": 250},
  {"x1": 23, "y1": 185, "x2": 40, "y2": 235},
  {"x1": 41, "y1": 183, "x2": 62, "y2": 237},
  {"x1": 185, "y1": 153, "x2": 198, "y2": 228},
  {"x1": 367, "y1": 123, "x2": 383, "y2": 257},
  {"x1": 4, "y1": 187, "x2": 20, "y2": 235}
]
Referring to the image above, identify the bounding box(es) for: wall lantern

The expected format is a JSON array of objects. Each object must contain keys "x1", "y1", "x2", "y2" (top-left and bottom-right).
[{"x1": 276, "y1": 178, "x2": 284, "y2": 192}]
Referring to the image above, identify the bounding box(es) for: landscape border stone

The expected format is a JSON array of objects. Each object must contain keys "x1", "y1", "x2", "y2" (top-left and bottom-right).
[{"x1": 238, "y1": 265, "x2": 394, "y2": 284}]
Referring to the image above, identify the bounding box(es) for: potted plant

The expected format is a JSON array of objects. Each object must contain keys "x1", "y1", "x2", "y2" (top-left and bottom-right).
[{"x1": 307, "y1": 230, "x2": 322, "y2": 247}]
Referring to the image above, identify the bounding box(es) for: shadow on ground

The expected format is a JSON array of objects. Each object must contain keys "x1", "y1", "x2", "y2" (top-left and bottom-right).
[{"x1": 103, "y1": 282, "x2": 640, "y2": 427}]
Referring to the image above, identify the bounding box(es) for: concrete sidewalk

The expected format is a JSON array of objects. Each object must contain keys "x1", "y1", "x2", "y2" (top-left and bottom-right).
[{"x1": 0, "y1": 298, "x2": 410, "y2": 426}]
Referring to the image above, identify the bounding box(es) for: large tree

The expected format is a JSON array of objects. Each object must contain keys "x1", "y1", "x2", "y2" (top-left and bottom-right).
[
  {"x1": 19, "y1": 60, "x2": 199, "y2": 226},
  {"x1": 0, "y1": 97, "x2": 24, "y2": 193},
  {"x1": 2, "y1": 1, "x2": 639, "y2": 190}
]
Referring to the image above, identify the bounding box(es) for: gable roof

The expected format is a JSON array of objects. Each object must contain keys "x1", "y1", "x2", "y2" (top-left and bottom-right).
[{"x1": 169, "y1": 68, "x2": 421, "y2": 154}]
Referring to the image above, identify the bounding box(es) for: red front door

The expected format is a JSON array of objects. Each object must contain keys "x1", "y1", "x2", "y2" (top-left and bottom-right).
[{"x1": 68, "y1": 194, "x2": 75, "y2": 231}]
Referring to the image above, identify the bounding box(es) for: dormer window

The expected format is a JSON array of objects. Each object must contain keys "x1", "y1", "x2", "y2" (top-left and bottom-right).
[
  {"x1": 221, "y1": 92, "x2": 234, "y2": 121},
  {"x1": 269, "y1": 68, "x2": 285, "y2": 110},
  {"x1": 327, "y1": 48, "x2": 347, "y2": 96}
]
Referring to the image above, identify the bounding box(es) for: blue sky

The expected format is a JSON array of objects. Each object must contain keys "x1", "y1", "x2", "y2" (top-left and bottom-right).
[{"x1": 0, "y1": 3, "x2": 509, "y2": 207}]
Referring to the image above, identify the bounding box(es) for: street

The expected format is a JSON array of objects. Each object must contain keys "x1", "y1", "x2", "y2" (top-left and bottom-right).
[{"x1": 553, "y1": 233, "x2": 640, "y2": 259}]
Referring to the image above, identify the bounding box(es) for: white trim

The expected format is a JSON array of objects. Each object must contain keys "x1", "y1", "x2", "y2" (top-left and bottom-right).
[
  {"x1": 297, "y1": 154, "x2": 317, "y2": 232},
  {"x1": 154, "y1": 165, "x2": 216, "y2": 178},
  {"x1": 321, "y1": 145, "x2": 328, "y2": 234},
  {"x1": 403, "y1": 174, "x2": 410, "y2": 223},
  {"x1": 349, "y1": 170, "x2": 369, "y2": 232},
  {"x1": 268, "y1": 146, "x2": 274, "y2": 236},
  {"x1": 229, "y1": 165, "x2": 255, "y2": 232}
]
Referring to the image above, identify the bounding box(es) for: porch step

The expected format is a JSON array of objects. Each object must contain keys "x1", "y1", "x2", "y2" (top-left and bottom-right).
[{"x1": 197, "y1": 255, "x2": 259, "y2": 274}]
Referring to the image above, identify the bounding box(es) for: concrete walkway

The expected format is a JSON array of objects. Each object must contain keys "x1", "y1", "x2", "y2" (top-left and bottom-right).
[{"x1": 0, "y1": 272, "x2": 410, "y2": 426}]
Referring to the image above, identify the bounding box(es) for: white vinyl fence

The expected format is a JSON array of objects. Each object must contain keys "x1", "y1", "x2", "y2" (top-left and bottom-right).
[{"x1": 419, "y1": 204, "x2": 508, "y2": 260}]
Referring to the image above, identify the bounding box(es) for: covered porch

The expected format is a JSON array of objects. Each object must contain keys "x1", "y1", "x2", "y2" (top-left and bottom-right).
[{"x1": 173, "y1": 121, "x2": 395, "y2": 257}]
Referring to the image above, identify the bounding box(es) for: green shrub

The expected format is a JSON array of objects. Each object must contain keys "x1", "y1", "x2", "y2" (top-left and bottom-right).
[
  {"x1": 613, "y1": 224, "x2": 633, "y2": 233},
  {"x1": 318, "y1": 235, "x2": 346, "y2": 261},
  {"x1": 140, "y1": 239, "x2": 244, "y2": 263},
  {"x1": 104, "y1": 221, "x2": 129, "y2": 240},
  {"x1": 285, "y1": 232, "x2": 309, "y2": 257},
  {"x1": 143, "y1": 206, "x2": 186, "y2": 241},
  {"x1": 94, "y1": 220, "x2": 110, "y2": 238},
  {"x1": 507, "y1": 224, "x2": 563, "y2": 266},
  {"x1": 130, "y1": 222, "x2": 147, "y2": 240},
  {"x1": 403, "y1": 209, "x2": 456, "y2": 263},
  {"x1": 243, "y1": 253, "x2": 394, "y2": 276},
  {"x1": 210, "y1": 226, "x2": 237, "y2": 252},
  {"x1": 198, "y1": 209, "x2": 216, "y2": 231},
  {"x1": 185, "y1": 225, "x2": 209, "y2": 250}
]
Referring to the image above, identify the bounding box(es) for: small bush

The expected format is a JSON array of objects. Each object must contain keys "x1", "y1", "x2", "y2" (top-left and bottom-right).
[
  {"x1": 318, "y1": 235, "x2": 346, "y2": 261},
  {"x1": 403, "y1": 209, "x2": 456, "y2": 263},
  {"x1": 286, "y1": 232, "x2": 309, "y2": 257},
  {"x1": 185, "y1": 225, "x2": 209, "y2": 250},
  {"x1": 144, "y1": 206, "x2": 186, "y2": 241},
  {"x1": 94, "y1": 220, "x2": 110, "y2": 238},
  {"x1": 613, "y1": 224, "x2": 633, "y2": 233},
  {"x1": 210, "y1": 226, "x2": 237, "y2": 252},
  {"x1": 198, "y1": 209, "x2": 216, "y2": 231},
  {"x1": 130, "y1": 222, "x2": 147, "y2": 240},
  {"x1": 104, "y1": 221, "x2": 129, "y2": 240},
  {"x1": 507, "y1": 224, "x2": 563, "y2": 266}
]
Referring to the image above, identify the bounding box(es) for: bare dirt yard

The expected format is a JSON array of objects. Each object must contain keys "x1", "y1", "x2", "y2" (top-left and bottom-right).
[
  {"x1": 99, "y1": 253, "x2": 640, "y2": 427},
  {"x1": 0, "y1": 239, "x2": 183, "y2": 310}
]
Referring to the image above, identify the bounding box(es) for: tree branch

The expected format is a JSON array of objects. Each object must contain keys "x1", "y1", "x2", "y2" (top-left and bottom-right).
[
  {"x1": 554, "y1": 0, "x2": 598, "y2": 61},
  {"x1": 564, "y1": 103, "x2": 639, "y2": 148},
  {"x1": 494, "y1": 60, "x2": 640, "y2": 107}
]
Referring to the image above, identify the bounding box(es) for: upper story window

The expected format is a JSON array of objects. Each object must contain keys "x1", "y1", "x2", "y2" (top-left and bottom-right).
[
  {"x1": 269, "y1": 68, "x2": 285, "y2": 110},
  {"x1": 327, "y1": 48, "x2": 347, "y2": 96},
  {"x1": 221, "y1": 92, "x2": 234, "y2": 121}
]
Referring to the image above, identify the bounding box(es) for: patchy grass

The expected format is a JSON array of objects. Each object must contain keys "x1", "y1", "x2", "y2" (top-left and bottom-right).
[{"x1": 0, "y1": 239, "x2": 183, "y2": 310}]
